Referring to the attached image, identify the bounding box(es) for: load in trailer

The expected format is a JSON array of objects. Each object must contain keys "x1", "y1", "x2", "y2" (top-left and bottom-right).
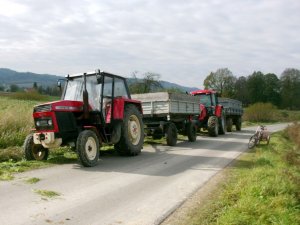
[
  {"x1": 191, "y1": 89, "x2": 243, "y2": 136},
  {"x1": 132, "y1": 92, "x2": 200, "y2": 146},
  {"x1": 24, "y1": 70, "x2": 144, "y2": 167}
]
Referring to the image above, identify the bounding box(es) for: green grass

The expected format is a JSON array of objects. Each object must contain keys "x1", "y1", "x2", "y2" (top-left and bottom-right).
[
  {"x1": 25, "y1": 177, "x2": 40, "y2": 184},
  {"x1": 0, "y1": 147, "x2": 77, "y2": 181},
  {"x1": 179, "y1": 125, "x2": 300, "y2": 225},
  {"x1": 34, "y1": 189, "x2": 60, "y2": 198}
]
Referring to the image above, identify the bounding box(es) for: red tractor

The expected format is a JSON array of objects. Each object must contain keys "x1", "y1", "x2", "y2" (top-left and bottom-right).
[
  {"x1": 191, "y1": 89, "x2": 226, "y2": 137},
  {"x1": 24, "y1": 70, "x2": 144, "y2": 167}
]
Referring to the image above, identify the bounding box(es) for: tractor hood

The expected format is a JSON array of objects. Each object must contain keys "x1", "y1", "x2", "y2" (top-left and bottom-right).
[{"x1": 33, "y1": 100, "x2": 89, "y2": 113}]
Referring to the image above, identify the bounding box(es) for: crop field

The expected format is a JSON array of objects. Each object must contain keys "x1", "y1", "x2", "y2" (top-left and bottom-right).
[{"x1": 0, "y1": 96, "x2": 36, "y2": 148}]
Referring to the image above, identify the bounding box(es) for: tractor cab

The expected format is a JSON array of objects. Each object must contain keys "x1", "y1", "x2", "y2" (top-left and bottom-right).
[
  {"x1": 190, "y1": 89, "x2": 225, "y2": 137},
  {"x1": 24, "y1": 70, "x2": 144, "y2": 167}
]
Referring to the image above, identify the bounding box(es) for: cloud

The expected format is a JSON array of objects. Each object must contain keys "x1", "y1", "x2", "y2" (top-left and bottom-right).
[{"x1": 0, "y1": 0, "x2": 299, "y2": 87}]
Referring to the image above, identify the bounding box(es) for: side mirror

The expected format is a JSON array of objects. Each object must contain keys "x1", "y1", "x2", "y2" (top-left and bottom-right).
[{"x1": 57, "y1": 81, "x2": 61, "y2": 88}]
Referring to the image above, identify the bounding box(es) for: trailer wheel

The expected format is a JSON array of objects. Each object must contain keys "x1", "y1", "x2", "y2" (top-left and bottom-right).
[
  {"x1": 226, "y1": 118, "x2": 233, "y2": 132},
  {"x1": 153, "y1": 128, "x2": 163, "y2": 140},
  {"x1": 186, "y1": 122, "x2": 197, "y2": 142},
  {"x1": 76, "y1": 130, "x2": 99, "y2": 167},
  {"x1": 218, "y1": 114, "x2": 226, "y2": 135},
  {"x1": 166, "y1": 123, "x2": 177, "y2": 146},
  {"x1": 115, "y1": 104, "x2": 144, "y2": 156},
  {"x1": 24, "y1": 134, "x2": 49, "y2": 161},
  {"x1": 236, "y1": 117, "x2": 242, "y2": 131},
  {"x1": 208, "y1": 116, "x2": 218, "y2": 137}
]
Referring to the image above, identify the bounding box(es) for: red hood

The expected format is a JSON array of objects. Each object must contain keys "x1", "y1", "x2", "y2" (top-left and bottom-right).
[{"x1": 34, "y1": 100, "x2": 91, "y2": 112}]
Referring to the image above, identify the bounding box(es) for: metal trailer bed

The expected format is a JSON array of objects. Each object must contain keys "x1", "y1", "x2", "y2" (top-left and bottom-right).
[
  {"x1": 132, "y1": 92, "x2": 201, "y2": 146},
  {"x1": 218, "y1": 97, "x2": 243, "y2": 131}
]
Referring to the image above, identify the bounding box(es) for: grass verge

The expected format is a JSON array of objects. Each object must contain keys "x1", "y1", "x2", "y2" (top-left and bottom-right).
[
  {"x1": 34, "y1": 189, "x2": 60, "y2": 199},
  {"x1": 0, "y1": 147, "x2": 77, "y2": 181},
  {"x1": 170, "y1": 123, "x2": 300, "y2": 225}
]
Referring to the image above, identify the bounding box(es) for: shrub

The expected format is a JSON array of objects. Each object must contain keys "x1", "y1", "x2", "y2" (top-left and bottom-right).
[{"x1": 244, "y1": 102, "x2": 277, "y2": 122}]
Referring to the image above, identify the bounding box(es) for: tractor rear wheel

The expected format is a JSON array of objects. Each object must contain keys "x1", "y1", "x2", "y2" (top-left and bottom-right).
[
  {"x1": 76, "y1": 130, "x2": 100, "y2": 167},
  {"x1": 208, "y1": 116, "x2": 219, "y2": 137},
  {"x1": 186, "y1": 122, "x2": 197, "y2": 142},
  {"x1": 24, "y1": 134, "x2": 49, "y2": 161},
  {"x1": 226, "y1": 118, "x2": 233, "y2": 132},
  {"x1": 166, "y1": 123, "x2": 177, "y2": 146},
  {"x1": 115, "y1": 105, "x2": 144, "y2": 156}
]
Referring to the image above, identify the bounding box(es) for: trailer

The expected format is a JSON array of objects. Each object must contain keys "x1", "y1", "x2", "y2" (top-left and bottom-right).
[
  {"x1": 132, "y1": 92, "x2": 200, "y2": 146},
  {"x1": 218, "y1": 97, "x2": 243, "y2": 132}
]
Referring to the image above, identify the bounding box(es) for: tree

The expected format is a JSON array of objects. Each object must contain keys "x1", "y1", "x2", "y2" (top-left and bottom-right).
[
  {"x1": 203, "y1": 68, "x2": 236, "y2": 97},
  {"x1": 234, "y1": 76, "x2": 249, "y2": 106},
  {"x1": 129, "y1": 72, "x2": 162, "y2": 94},
  {"x1": 10, "y1": 84, "x2": 20, "y2": 92},
  {"x1": 280, "y1": 68, "x2": 300, "y2": 109},
  {"x1": 33, "y1": 82, "x2": 38, "y2": 90},
  {"x1": 246, "y1": 71, "x2": 266, "y2": 104},
  {"x1": 263, "y1": 73, "x2": 280, "y2": 107}
]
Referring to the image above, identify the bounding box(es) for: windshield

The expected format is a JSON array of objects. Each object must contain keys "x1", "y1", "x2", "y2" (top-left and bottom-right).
[
  {"x1": 63, "y1": 76, "x2": 102, "y2": 110},
  {"x1": 198, "y1": 94, "x2": 212, "y2": 106}
]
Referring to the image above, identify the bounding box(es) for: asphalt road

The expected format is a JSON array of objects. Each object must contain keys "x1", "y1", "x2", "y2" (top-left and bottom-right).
[{"x1": 0, "y1": 123, "x2": 288, "y2": 225}]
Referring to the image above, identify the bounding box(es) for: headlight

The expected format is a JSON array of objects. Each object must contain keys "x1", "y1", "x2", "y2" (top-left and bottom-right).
[
  {"x1": 47, "y1": 120, "x2": 53, "y2": 126},
  {"x1": 36, "y1": 121, "x2": 41, "y2": 126}
]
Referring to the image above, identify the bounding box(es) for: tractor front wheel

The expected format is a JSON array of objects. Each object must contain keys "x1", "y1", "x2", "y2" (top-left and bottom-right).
[
  {"x1": 115, "y1": 105, "x2": 144, "y2": 156},
  {"x1": 208, "y1": 116, "x2": 219, "y2": 137},
  {"x1": 24, "y1": 134, "x2": 49, "y2": 161},
  {"x1": 76, "y1": 130, "x2": 100, "y2": 167}
]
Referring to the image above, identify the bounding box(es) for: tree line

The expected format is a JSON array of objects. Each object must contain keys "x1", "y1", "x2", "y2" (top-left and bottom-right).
[{"x1": 204, "y1": 68, "x2": 300, "y2": 110}]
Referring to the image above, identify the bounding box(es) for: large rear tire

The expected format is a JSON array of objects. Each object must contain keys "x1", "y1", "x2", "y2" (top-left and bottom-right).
[
  {"x1": 166, "y1": 123, "x2": 177, "y2": 146},
  {"x1": 186, "y1": 122, "x2": 197, "y2": 142},
  {"x1": 115, "y1": 105, "x2": 144, "y2": 156},
  {"x1": 77, "y1": 130, "x2": 100, "y2": 167},
  {"x1": 208, "y1": 116, "x2": 219, "y2": 137},
  {"x1": 24, "y1": 134, "x2": 49, "y2": 161}
]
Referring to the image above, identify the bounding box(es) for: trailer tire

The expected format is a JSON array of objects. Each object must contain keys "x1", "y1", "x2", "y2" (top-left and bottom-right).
[
  {"x1": 152, "y1": 128, "x2": 163, "y2": 140},
  {"x1": 226, "y1": 118, "x2": 233, "y2": 132},
  {"x1": 166, "y1": 123, "x2": 177, "y2": 146},
  {"x1": 236, "y1": 117, "x2": 242, "y2": 131},
  {"x1": 218, "y1": 114, "x2": 226, "y2": 135},
  {"x1": 76, "y1": 130, "x2": 99, "y2": 167},
  {"x1": 186, "y1": 122, "x2": 197, "y2": 142},
  {"x1": 115, "y1": 104, "x2": 144, "y2": 156},
  {"x1": 208, "y1": 116, "x2": 218, "y2": 137},
  {"x1": 24, "y1": 134, "x2": 49, "y2": 161}
]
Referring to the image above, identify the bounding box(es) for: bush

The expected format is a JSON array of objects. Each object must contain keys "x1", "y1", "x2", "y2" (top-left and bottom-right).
[{"x1": 244, "y1": 102, "x2": 277, "y2": 122}]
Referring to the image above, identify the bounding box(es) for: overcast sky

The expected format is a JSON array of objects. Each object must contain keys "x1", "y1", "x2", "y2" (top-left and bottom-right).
[{"x1": 0, "y1": 0, "x2": 299, "y2": 87}]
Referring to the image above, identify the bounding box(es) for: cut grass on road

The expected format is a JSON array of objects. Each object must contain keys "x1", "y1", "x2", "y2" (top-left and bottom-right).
[{"x1": 164, "y1": 123, "x2": 300, "y2": 225}]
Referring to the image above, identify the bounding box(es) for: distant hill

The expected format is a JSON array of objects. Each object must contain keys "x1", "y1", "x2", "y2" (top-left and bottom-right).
[
  {"x1": 0, "y1": 68, "x2": 62, "y2": 88},
  {"x1": 0, "y1": 68, "x2": 199, "y2": 92}
]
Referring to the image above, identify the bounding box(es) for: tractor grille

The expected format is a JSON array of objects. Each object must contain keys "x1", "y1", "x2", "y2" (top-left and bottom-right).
[{"x1": 34, "y1": 104, "x2": 51, "y2": 112}]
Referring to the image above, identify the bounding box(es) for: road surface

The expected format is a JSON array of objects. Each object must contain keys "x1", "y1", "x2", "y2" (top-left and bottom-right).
[{"x1": 0, "y1": 123, "x2": 288, "y2": 225}]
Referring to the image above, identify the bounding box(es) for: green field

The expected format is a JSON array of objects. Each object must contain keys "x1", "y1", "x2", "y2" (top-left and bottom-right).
[{"x1": 173, "y1": 123, "x2": 300, "y2": 225}]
